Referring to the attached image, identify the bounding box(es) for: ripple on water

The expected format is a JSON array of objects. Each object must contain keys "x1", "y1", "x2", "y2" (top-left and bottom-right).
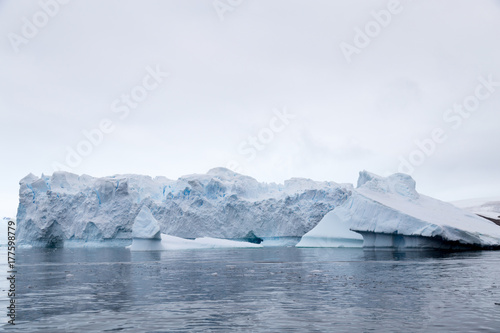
[{"x1": 3, "y1": 248, "x2": 500, "y2": 332}]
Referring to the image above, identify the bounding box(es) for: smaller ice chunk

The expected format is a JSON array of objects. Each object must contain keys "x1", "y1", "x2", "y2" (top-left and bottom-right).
[
  {"x1": 132, "y1": 206, "x2": 161, "y2": 239},
  {"x1": 296, "y1": 208, "x2": 363, "y2": 248}
]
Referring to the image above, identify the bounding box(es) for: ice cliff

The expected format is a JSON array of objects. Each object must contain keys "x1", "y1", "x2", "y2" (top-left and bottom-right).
[{"x1": 16, "y1": 168, "x2": 350, "y2": 247}]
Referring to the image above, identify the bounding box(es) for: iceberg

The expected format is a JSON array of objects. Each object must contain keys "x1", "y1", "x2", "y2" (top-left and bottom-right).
[
  {"x1": 345, "y1": 172, "x2": 500, "y2": 249},
  {"x1": 16, "y1": 168, "x2": 351, "y2": 247},
  {"x1": 297, "y1": 172, "x2": 500, "y2": 249},
  {"x1": 15, "y1": 167, "x2": 500, "y2": 250}
]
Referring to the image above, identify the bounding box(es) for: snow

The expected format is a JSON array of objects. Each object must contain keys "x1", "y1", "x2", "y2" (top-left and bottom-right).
[
  {"x1": 129, "y1": 234, "x2": 262, "y2": 251},
  {"x1": 16, "y1": 169, "x2": 350, "y2": 247}
]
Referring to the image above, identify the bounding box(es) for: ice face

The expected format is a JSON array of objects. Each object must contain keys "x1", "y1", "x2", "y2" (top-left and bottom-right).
[
  {"x1": 132, "y1": 206, "x2": 161, "y2": 239},
  {"x1": 16, "y1": 169, "x2": 351, "y2": 247}
]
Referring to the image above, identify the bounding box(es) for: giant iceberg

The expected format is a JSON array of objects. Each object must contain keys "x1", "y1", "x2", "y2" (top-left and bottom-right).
[
  {"x1": 15, "y1": 168, "x2": 500, "y2": 249},
  {"x1": 300, "y1": 171, "x2": 500, "y2": 249},
  {"x1": 16, "y1": 168, "x2": 351, "y2": 247}
]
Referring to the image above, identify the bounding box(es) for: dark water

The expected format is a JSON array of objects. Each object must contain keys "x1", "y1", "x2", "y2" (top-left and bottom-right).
[{"x1": 3, "y1": 247, "x2": 500, "y2": 332}]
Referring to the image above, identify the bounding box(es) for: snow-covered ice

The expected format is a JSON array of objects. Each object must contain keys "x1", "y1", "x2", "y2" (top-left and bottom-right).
[
  {"x1": 297, "y1": 172, "x2": 500, "y2": 249},
  {"x1": 348, "y1": 172, "x2": 500, "y2": 249}
]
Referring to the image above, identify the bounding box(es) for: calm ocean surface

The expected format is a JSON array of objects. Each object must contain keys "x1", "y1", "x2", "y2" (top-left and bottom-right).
[{"x1": 2, "y1": 247, "x2": 500, "y2": 332}]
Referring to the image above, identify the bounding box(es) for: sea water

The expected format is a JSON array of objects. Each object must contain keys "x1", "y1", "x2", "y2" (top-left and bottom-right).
[{"x1": 2, "y1": 247, "x2": 500, "y2": 332}]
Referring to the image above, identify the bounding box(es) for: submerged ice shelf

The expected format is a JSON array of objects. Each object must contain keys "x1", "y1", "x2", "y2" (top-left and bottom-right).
[{"x1": 15, "y1": 168, "x2": 500, "y2": 250}]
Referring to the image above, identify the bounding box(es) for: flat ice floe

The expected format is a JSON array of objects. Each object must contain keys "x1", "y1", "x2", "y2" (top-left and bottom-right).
[{"x1": 130, "y1": 234, "x2": 262, "y2": 251}]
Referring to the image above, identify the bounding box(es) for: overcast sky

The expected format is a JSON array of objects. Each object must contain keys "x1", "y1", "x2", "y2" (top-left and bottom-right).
[{"x1": 1, "y1": 0, "x2": 499, "y2": 218}]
